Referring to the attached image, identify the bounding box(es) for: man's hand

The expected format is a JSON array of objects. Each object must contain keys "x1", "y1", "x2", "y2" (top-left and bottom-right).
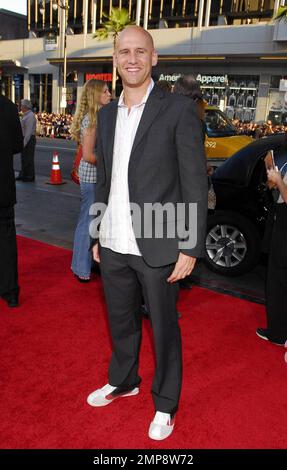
[
  {"x1": 167, "y1": 253, "x2": 197, "y2": 283},
  {"x1": 92, "y1": 243, "x2": 100, "y2": 263}
]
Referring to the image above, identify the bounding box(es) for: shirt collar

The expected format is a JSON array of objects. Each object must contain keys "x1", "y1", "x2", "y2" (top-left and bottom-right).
[{"x1": 118, "y1": 79, "x2": 154, "y2": 108}]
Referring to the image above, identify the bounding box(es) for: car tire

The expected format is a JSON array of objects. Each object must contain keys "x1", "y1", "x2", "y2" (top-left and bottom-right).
[{"x1": 204, "y1": 211, "x2": 261, "y2": 276}]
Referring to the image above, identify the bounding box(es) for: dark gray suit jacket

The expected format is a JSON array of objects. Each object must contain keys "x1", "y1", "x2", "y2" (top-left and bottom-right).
[
  {"x1": 95, "y1": 85, "x2": 208, "y2": 267},
  {"x1": 0, "y1": 95, "x2": 23, "y2": 207}
]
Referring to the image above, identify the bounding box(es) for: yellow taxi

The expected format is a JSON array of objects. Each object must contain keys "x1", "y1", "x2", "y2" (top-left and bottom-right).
[{"x1": 205, "y1": 106, "x2": 252, "y2": 160}]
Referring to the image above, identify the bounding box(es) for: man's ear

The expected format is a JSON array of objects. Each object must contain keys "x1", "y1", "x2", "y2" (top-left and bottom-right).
[{"x1": 152, "y1": 50, "x2": 158, "y2": 67}]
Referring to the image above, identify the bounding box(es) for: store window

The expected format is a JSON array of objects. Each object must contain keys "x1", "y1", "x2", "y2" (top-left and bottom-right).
[
  {"x1": 267, "y1": 76, "x2": 287, "y2": 125},
  {"x1": 65, "y1": 71, "x2": 79, "y2": 115},
  {"x1": 0, "y1": 74, "x2": 24, "y2": 106},
  {"x1": 156, "y1": 71, "x2": 259, "y2": 123},
  {"x1": 13, "y1": 74, "x2": 24, "y2": 107},
  {"x1": 66, "y1": 87, "x2": 77, "y2": 115},
  {"x1": 29, "y1": 74, "x2": 52, "y2": 113},
  {"x1": 200, "y1": 74, "x2": 259, "y2": 123}
]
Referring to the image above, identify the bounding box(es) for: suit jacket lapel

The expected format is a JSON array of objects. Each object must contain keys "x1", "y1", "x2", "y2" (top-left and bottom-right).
[
  {"x1": 104, "y1": 86, "x2": 164, "y2": 179},
  {"x1": 130, "y1": 85, "x2": 165, "y2": 156},
  {"x1": 105, "y1": 99, "x2": 118, "y2": 179}
]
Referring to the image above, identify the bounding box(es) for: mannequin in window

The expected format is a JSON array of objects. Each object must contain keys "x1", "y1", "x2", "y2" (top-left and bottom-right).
[
  {"x1": 211, "y1": 92, "x2": 219, "y2": 106},
  {"x1": 236, "y1": 92, "x2": 245, "y2": 107},
  {"x1": 228, "y1": 92, "x2": 236, "y2": 107},
  {"x1": 203, "y1": 91, "x2": 211, "y2": 104},
  {"x1": 243, "y1": 108, "x2": 253, "y2": 123},
  {"x1": 235, "y1": 107, "x2": 244, "y2": 121},
  {"x1": 239, "y1": 80, "x2": 247, "y2": 88},
  {"x1": 245, "y1": 92, "x2": 254, "y2": 108},
  {"x1": 226, "y1": 107, "x2": 235, "y2": 120}
]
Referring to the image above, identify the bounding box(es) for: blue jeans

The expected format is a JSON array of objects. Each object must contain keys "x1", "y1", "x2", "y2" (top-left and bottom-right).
[{"x1": 71, "y1": 181, "x2": 96, "y2": 278}]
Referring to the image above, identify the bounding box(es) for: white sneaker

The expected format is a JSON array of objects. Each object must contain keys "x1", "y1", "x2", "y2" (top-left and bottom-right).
[
  {"x1": 87, "y1": 383, "x2": 139, "y2": 407},
  {"x1": 148, "y1": 411, "x2": 175, "y2": 441}
]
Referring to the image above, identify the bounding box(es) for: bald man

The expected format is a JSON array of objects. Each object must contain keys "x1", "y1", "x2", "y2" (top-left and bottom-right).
[{"x1": 88, "y1": 26, "x2": 208, "y2": 440}]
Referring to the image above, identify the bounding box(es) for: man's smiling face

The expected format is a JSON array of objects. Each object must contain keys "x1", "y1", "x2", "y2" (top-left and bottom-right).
[{"x1": 114, "y1": 26, "x2": 158, "y2": 88}]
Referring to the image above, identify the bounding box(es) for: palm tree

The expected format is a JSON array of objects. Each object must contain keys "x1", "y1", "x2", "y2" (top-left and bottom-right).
[
  {"x1": 94, "y1": 8, "x2": 133, "y2": 98},
  {"x1": 274, "y1": 6, "x2": 287, "y2": 21}
]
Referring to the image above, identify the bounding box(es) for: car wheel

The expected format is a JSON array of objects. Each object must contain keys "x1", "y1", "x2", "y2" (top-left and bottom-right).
[{"x1": 204, "y1": 211, "x2": 261, "y2": 276}]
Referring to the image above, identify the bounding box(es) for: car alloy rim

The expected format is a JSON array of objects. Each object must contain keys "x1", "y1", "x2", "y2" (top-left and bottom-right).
[{"x1": 206, "y1": 224, "x2": 247, "y2": 268}]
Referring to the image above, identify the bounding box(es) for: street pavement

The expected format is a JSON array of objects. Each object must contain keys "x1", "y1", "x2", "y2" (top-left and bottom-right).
[
  {"x1": 14, "y1": 137, "x2": 265, "y2": 304},
  {"x1": 14, "y1": 138, "x2": 78, "y2": 249},
  {"x1": 14, "y1": 137, "x2": 76, "y2": 180}
]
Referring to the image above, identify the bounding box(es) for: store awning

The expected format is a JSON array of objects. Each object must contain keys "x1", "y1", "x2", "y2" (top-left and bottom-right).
[
  {"x1": 0, "y1": 59, "x2": 28, "y2": 72},
  {"x1": 48, "y1": 55, "x2": 230, "y2": 66},
  {"x1": 48, "y1": 57, "x2": 113, "y2": 66},
  {"x1": 47, "y1": 54, "x2": 287, "y2": 66}
]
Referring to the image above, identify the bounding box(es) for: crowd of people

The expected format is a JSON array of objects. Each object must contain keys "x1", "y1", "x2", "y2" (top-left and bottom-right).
[
  {"x1": 35, "y1": 112, "x2": 73, "y2": 139},
  {"x1": 35, "y1": 111, "x2": 287, "y2": 141},
  {"x1": 233, "y1": 119, "x2": 287, "y2": 138}
]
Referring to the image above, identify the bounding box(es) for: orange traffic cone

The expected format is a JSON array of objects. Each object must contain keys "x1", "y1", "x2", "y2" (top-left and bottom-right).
[
  {"x1": 46, "y1": 152, "x2": 66, "y2": 185},
  {"x1": 50, "y1": 127, "x2": 55, "y2": 138}
]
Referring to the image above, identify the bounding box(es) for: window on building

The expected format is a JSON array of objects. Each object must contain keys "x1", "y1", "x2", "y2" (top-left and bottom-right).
[
  {"x1": 29, "y1": 74, "x2": 53, "y2": 112},
  {"x1": 28, "y1": 0, "x2": 277, "y2": 33},
  {"x1": 268, "y1": 75, "x2": 287, "y2": 125}
]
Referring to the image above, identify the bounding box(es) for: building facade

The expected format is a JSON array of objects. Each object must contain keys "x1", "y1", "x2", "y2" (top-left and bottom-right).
[
  {"x1": 28, "y1": 0, "x2": 278, "y2": 35},
  {"x1": 0, "y1": 0, "x2": 287, "y2": 123},
  {"x1": 0, "y1": 9, "x2": 28, "y2": 40}
]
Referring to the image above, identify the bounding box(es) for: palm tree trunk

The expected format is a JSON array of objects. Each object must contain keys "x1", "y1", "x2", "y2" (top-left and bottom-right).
[
  {"x1": 112, "y1": 34, "x2": 117, "y2": 99},
  {"x1": 112, "y1": 64, "x2": 117, "y2": 99}
]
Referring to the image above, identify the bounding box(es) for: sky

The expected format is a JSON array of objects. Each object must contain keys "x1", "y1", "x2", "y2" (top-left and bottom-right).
[{"x1": 0, "y1": 0, "x2": 27, "y2": 15}]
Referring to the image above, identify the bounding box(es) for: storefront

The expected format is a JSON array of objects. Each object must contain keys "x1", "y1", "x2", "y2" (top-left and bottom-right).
[
  {"x1": 2, "y1": 60, "x2": 287, "y2": 124},
  {"x1": 59, "y1": 63, "x2": 260, "y2": 123},
  {"x1": 0, "y1": 60, "x2": 27, "y2": 108},
  {"x1": 155, "y1": 65, "x2": 260, "y2": 123},
  {"x1": 47, "y1": 57, "x2": 117, "y2": 112},
  {"x1": 51, "y1": 61, "x2": 287, "y2": 123},
  {"x1": 0, "y1": 74, "x2": 24, "y2": 107},
  {"x1": 199, "y1": 74, "x2": 258, "y2": 123},
  {"x1": 0, "y1": 63, "x2": 53, "y2": 112}
]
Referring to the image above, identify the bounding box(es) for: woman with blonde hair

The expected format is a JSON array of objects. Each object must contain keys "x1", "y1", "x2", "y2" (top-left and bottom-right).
[{"x1": 71, "y1": 79, "x2": 111, "y2": 281}]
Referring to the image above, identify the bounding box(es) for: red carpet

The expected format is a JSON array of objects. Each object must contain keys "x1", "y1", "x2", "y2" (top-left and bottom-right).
[{"x1": 1, "y1": 236, "x2": 287, "y2": 449}]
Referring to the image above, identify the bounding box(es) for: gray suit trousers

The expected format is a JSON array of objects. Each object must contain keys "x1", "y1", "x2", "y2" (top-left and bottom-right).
[{"x1": 99, "y1": 246, "x2": 182, "y2": 416}]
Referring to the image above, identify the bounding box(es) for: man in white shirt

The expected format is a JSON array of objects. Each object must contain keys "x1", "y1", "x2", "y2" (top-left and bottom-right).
[
  {"x1": 87, "y1": 26, "x2": 208, "y2": 441},
  {"x1": 99, "y1": 80, "x2": 154, "y2": 255}
]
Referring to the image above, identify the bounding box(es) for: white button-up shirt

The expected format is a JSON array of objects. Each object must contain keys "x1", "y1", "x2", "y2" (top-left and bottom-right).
[
  {"x1": 99, "y1": 79, "x2": 154, "y2": 255},
  {"x1": 21, "y1": 110, "x2": 36, "y2": 148}
]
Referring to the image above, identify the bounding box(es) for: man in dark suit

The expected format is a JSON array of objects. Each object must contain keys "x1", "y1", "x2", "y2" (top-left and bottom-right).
[
  {"x1": 87, "y1": 26, "x2": 208, "y2": 440},
  {"x1": 0, "y1": 95, "x2": 23, "y2": 307}
]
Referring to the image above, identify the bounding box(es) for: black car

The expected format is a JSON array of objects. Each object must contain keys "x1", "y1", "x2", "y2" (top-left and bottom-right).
[{"x1": 204, "y1": 134, "x2": 287, "y2": 276}]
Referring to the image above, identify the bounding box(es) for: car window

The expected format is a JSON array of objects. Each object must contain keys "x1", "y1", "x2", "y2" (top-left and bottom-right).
[{"x1": 205, "y1": 109, "x2": 237, "y2": 138}]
